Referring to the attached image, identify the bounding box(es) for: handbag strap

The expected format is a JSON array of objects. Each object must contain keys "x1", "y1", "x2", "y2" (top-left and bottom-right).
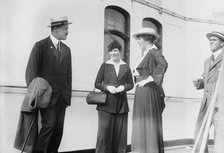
[{"x1": 93, "y1": 88, "x2": 105, "y2": 93}]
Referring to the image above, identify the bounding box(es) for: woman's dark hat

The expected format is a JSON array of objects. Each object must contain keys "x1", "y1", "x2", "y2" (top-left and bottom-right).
[
  {"x1": 48, "y1": 16, "x2": 72, "y2": 27},
  {"x1": 107, "y1": 41, "x2": 122, "y2": 51}
]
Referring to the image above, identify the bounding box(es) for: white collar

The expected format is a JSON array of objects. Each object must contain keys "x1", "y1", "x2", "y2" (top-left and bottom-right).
[
  {"x1": 143, "y1": 44, "x2": 157, "y2": 56},
  {"x1": 106, "y1": 59, "x2": 126, "y2": 66},
  {"x1": 213, "y1": 48, "x2": 223, "y2": 59},
  {"x1": 50, "y1": 35, "x2": 60, "y2": 45},
  {"x1": 134, "y1": 44, "x2": 157, "y2": 69}
]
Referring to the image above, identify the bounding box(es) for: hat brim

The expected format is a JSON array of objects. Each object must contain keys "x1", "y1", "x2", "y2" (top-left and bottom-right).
[
  {"x1": 206, "y1": 32, "x2": 224, "y2": 41},
  {"x1": 47, "y1": 22, "x2": 72, "y2": 27},
  {"x1": 133, "y1": 32, "x2": 159, "y2": 40}
]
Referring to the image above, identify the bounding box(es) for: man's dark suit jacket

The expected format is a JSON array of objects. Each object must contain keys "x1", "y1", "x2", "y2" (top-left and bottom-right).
[
  {"x1": 25, "y1": 36, "x2": 72, "y2": 106},
  {"x1": 94, "y1": 61, "x2": 134, "y2": 114}
]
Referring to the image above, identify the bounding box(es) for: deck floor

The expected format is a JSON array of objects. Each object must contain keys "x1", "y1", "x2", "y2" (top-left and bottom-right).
[{"x1": 165, "y1": 146, "x2": 213, "y2": 153}]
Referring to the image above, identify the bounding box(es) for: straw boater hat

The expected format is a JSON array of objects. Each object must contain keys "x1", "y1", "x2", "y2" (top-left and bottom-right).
[
  {"x1": 48, "y1": 16, "x2": 72, "y2": 27},
  {"x1": 206, "y1": 31, "x2": 224, "y2": 41},
  {"x1": 133, "y1": 27, "x2": 159, "y2": 40}
]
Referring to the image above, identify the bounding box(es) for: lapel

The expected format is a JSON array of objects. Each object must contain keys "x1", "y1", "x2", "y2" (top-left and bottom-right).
[
  {"x1": 209, "y1": 51, "x2": 224, "y2": 72},
  {"x1": 136, "y1": 49, "x2": 154, "y2": 69},
  {"x1": 204, "y1": 59, "x2": 211, "y2": 77},
  {"x1": 47, "y1": 37, "x2": 66, "y2": 64},
  {"x1": 47, "y1": 37, "x2": 59, "y2": 60},
  {"x1": 106, "y1": 60, "x2": 127, "y2": 80},
  {"x1": 117, "y1": 65, "x2": 127, "y2": 80},
  {"x1": 137, "y1": 52, "x2": 149, "y2": 69}
]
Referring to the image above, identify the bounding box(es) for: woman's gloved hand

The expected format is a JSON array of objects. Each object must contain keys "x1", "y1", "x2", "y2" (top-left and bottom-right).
[
  {"x1": 107, "y1": 85, "x2": 117, "y2": 94},
  {"x1": 136, "y1": 76, "x2": 154, "y2": 88},
  {"x1": 116, "y1": 85, "x2": 125, "y2": 93}
]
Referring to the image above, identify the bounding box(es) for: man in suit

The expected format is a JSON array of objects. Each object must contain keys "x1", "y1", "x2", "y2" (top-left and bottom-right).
[
  {"x1": 26, "y1": 16, "x2": 72, "y2": 153},
  {"x1": 193, "y1": 31, "x2": 224, "y2": 153}
]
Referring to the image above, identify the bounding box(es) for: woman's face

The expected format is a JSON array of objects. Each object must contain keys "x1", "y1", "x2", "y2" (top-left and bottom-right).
[
  {"x1": 109, "y1": 48, "x2": 121, "y2": 61},
  {"x1": 136, "y1": 37, "x2": 147, "y2": 51}
]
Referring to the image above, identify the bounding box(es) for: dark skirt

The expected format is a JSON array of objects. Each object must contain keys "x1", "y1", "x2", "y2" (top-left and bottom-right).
[
  {"x1": 131, "y1": 83, "x2": 164, "y2": 153},
  {"x1": 96, "y1": 111, "x2": 128, "y2": 153}
]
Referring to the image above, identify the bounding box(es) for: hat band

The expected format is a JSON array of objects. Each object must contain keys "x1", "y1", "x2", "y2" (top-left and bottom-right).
[
  {"x1": 51, "y1": 20, "x2": 69, "y2": 26},
  {"x1": 213, "y1": 32, "x2": 224, "y2": 37}
]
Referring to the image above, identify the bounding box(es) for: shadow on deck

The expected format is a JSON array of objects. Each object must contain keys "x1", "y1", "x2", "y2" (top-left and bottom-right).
[
  {"x1": 165, "y1": 146, "x2": 213, "y2": 153},
  {"x1": 60, "y1": 139, "x2": 214, "y2": 153}
]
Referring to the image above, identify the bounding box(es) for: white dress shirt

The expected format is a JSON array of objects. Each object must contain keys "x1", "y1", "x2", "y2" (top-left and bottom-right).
[
  {"x1": 213, "y1": 48, "x2": 223, "y2": 60},
  {"x1": 50, "y1": 35, "x2": 60, "y2": 50}
]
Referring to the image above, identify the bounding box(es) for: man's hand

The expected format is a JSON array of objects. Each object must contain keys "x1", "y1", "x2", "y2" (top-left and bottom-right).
[
  {"x1": 193, "y1": 78, "x2": 204, "y2": 89},
  {"x1": 193, "y1": 79, "x2": 200, "y2": 88}
]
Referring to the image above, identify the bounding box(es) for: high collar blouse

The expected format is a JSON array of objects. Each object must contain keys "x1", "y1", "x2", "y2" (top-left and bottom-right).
[{"x1": 106, "y1": 59, "x2": 126, "y2": 76}]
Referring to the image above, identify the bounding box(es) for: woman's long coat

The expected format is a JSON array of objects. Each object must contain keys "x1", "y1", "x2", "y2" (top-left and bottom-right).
[{"x1": 94, "y1": 61, "x2": 134, "y2": 114}]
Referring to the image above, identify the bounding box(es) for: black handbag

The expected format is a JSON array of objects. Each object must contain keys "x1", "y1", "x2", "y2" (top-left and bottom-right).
[{"x1": 86, "y1": 88, "x2": 107, "y2": 105}]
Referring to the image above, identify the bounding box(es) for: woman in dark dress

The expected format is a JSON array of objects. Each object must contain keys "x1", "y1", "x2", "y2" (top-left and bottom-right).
[
  {"x1": 94, "y1": 41, "x2": 134, "y2": 153},
  {"x1": 131, "y1": 28, "x2": 168, "y2": 153}
]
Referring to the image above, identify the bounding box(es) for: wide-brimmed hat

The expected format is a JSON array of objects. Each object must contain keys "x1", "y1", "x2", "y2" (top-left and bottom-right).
[
  {"x1": 48, "y1": 16, "x2": 72, "y2": 27},
  {"x1": 133, "y1": 27, "x2": 159, "y2": 40},
  {"x1": 206, "y1": 31, "x2": 224, "y2": 41}
]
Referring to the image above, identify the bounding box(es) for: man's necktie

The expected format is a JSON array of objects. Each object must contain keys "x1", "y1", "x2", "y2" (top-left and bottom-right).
[
  {"x1": 211, "y1": 54, "x2": 214, "y2": 64},
  {"x1": 56, "y1": 41, "x2": 62, "y2": 63},
  {"x1": 57, "y1": 41, "x2": 61, "y2": 52}
]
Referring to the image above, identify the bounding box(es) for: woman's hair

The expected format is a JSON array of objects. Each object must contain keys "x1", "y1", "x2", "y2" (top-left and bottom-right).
[
  {"x1": 136, "y1": 34, "x2": 157, "y2": 43},
  {"x1": 107, "y1": 41, "x2": 122, "y2": 52}
]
